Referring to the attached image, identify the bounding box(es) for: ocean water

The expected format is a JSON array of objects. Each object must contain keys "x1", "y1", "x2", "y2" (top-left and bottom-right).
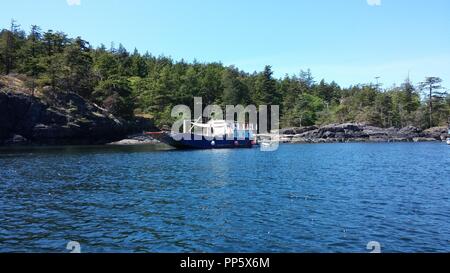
[{"x1": 0, "y1": 143, "x2": 449, "y2": 253}]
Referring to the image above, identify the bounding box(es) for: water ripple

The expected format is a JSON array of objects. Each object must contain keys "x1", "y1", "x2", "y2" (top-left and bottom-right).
[{"x1": 1, "y1": 143, "x2": 449, "y2": 252}]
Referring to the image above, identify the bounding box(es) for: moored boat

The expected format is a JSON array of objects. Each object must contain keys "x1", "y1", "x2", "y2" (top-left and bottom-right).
[{"x1": 146, "y1": 119, "x2": 256, "y2": 149}]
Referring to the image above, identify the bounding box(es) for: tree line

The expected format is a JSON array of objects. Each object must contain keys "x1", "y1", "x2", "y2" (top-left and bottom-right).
[{"x1": 1, "y1": 21, "x2": 449, "y2": 129}]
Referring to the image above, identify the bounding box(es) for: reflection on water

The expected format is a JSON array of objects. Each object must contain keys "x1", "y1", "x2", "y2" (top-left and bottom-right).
[{"x1": 1, "y1": 143, "x2": 450, "y2": 252}]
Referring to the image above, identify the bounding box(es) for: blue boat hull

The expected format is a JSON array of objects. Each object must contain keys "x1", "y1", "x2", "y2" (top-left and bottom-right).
[{"x1": 148, "y1": 132, "x2": 254, "y2": 149}]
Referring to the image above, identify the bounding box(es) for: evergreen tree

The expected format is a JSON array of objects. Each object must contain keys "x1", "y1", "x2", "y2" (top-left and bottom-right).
[
  {"x1": 93, "y1": 76, "x2": 134, "y2": 118},
  {"x1": 255, "y1": 65, "x2": 278, "y2": 105},
  {"x1": 402, "y1": 78, "x2": 419, "y2": 114},
  {"x1": 419, "y1": 77, "x2": 445, "y2": 128},
  {"x1": 40, "y1": 53, "x2": 65, "y2": 92},
  {"x1": 0, "y1": 19, "x2": 23, "y2": 74},
  {"x1": 116, "y1": 43, "x2": 132, "y2": 76},
  {"x1": 93, "y1": 49, "x2": 119, "y2": 81},
  {"x1": 221, "y1": 67, "x2": 248, "y2": 106},
  {"x1": 130, "y1": 48, "x2": 148, "y2": 78},
  {"x1": 62, "y1": 37, "x2": 94, "y2": 97},
  {"x1": 1, "y1": 21, "x2": 448, "y2": 128},
  {"x1": 20, "y1": 25, "x2": 45, "y2": 95}
]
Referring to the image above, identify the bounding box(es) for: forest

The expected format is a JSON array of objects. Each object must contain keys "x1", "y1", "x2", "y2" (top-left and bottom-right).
[{"x1": 1, "y1": 21, "x2": 449, "y2": 129}]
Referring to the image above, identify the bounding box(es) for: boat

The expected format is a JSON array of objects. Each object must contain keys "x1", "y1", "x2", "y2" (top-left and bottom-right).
[{"x1": 145, "y1": 118, "x2": 257, "y2": 149}]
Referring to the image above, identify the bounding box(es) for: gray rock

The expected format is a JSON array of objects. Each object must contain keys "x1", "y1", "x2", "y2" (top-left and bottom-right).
[
  {"x1": 423, "y1": 127, "x2": 448, "y2": 140},
  {"x1": 413, "y1": 137, "x2": 438, "y2": 142},
  {"x1": 109, "y1": 134, "x2": 160, "y2": 145},
  {"x1": 398, "y1": 125, "x2": 421, "y2": 135},
  {"x1": 280, "y1": 126, "x2": 318, "y2": 135},
  {"x1": 0, "y1": 91, "x2": 156, "y2": 145},
  {"x1": 280, "y1": 122, "x2": 448, "y2": 144},
  {"x1": 4, "y1": 134, "x2": 29, "y2": 145}
]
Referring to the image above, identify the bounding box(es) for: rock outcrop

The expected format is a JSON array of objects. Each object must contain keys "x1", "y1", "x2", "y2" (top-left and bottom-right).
[
  {"x1": 280, "y1": 123, "x2": 448, "y2": 143},
  {"x1": 108, "y1": 134, "x2": 160, "y2": 145},
  {"x1": 0, "y1": 90, "x2": 156, "y2": 145}
]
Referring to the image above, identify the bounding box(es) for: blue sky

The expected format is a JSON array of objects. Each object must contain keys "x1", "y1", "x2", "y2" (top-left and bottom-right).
[{"x1": 1, "y1": 0, "x2": 449, "y2": 88}]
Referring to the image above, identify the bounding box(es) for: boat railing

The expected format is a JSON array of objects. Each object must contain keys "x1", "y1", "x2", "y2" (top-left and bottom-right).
[
  {"x1": 181, "y1": 119, "x2": 257, "y2": 140},
  {"x1": 183, "y1": 119, "x2": 257, "y2": 132}
]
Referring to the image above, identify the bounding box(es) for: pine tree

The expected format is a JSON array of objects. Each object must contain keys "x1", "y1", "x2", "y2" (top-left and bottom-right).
[
  {"x1": 131, "y1": 48, "x2": 148, "y2": 77},
  {"x1": 62, "y1": 37, "x2": 94, "y2": 97},
  {"x1": 221, "y1": 67, "x2": 248, "y2": 106},
  {"x1": 419, "y1": 77, "x2": 445, "y2": 128},
  {"x1": 255, "y1": 65, "x2": 280, "y2": 132},
  {"x1": 20, "y1": 25, "x2": 44, "y2": 95},
  {"x1": 256, "y1": 65, "x2": 278, "y2": 105},
  {"x1": 0, "y1": 19, "x2": 22, "y2": 74},
  {"x1": 93, "y1": 76, "x2": 134, "y2": 118}
]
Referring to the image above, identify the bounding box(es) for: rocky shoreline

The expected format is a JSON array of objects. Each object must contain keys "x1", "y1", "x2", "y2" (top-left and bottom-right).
[
  {"x1": 115, "y1": 123, "x2": 449, "y2": 146},
  {"x1": 0, "y1": 91, "x2": 156, "y2": 145},
  {"x1": 1, "y1": 91, "x2": 448, "y2": 146},
  {"x1": 108, "y1": 134, "x2": 160, "y2": 145},
  {"x1": 278, "y1": 123, "x2": 449, "y2": 144}
]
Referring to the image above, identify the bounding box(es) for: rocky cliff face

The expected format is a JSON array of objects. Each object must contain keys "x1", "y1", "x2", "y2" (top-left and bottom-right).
[
  {"x1": 280, "y1": 123, "x2": 449, "y2": 143},
  {"x1": 0, "y1": 90, "x2": 155, "y2": 145}
]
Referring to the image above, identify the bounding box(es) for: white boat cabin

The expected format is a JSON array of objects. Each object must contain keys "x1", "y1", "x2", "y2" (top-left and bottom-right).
[{"x1": 182, "y1": 119, "x2": 256, "y2": 139}]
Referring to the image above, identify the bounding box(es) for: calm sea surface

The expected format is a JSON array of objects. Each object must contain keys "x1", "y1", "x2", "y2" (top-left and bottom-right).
[{"x1": 0, "y1": 143, "x2": 449, "y2": 253}]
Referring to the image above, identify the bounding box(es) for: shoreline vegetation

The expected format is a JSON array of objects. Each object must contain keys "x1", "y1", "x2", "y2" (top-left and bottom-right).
[
  {"x1": 0, "y1": 79, "x2": 448, "y2": 146},
  {"x1": 1, "y1": 22, "x2": 449, "y2": 146}
]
